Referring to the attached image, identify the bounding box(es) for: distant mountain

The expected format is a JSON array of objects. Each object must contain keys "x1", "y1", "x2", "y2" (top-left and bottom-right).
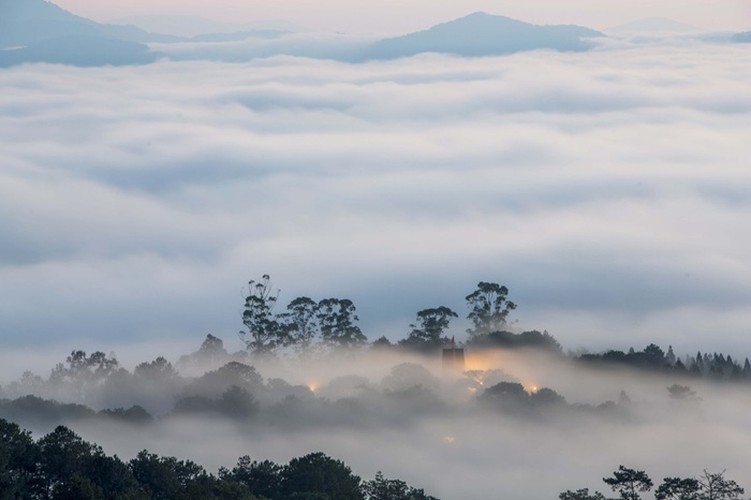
[
  {"x1": 0, "y1": 35, "x2": 159, "y2": 67},
  {"x1": 0, "y1": 0, "x2": 173, "y2": 66},
  {"x1": 731, "y1": 31, "x2": 751, "y2": 43},
  {"x1": 0, "y1": 0, "x2": 177, "y2": 47},
  {"x1": 606, "y1": 17, "x2": 702, "y2": 34},
  {"x1": 357, "y1": 12, "x2": 604, "y2": 60}
]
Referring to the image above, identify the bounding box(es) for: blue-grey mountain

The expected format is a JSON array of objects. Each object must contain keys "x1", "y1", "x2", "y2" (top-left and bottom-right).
[
  {"x1": 0, "y1": 0, "x2": 165, "y2": 66},
  {"x1": 357, "y1": 12, "x2": 604, "y2": 60}
]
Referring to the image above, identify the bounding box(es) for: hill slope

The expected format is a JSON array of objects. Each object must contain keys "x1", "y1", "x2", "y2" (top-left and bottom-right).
[
  {"x1": 0, "y1": 0, "x2": 168, "y2": 66},
  {"x1": 358, "y1": 12, "x2": 604, "y2": 60}
]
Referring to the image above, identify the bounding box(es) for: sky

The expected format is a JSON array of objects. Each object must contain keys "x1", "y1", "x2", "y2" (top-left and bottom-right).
[{"x1": 50, "y1": 0, "x2": 751, "y2": 34}]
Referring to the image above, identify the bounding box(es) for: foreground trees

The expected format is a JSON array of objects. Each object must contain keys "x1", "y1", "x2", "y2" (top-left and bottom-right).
[
  {"x1": 561, "y1": 466, "x2": 744, "y2": 500},
  {"x1": 0, "y1": 417, "x2": 437, "y2": 500}
]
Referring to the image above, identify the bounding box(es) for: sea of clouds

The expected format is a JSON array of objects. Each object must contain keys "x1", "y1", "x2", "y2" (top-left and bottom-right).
[{"x1": 1, "y1": 39, "x2": 750, "y2": 372}]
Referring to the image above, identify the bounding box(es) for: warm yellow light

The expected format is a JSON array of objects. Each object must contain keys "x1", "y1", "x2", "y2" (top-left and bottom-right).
[
  {"x1": 307, "y1": 383, "x2": 318, "y2": 392},
  {"x1": 463, "y1": 350, "x2": 506, "y2": 372}
]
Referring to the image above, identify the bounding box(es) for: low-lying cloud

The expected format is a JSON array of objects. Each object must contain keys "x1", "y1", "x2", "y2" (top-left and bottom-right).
[
  {"x1": 1, "y1": 41, "x2": 750, "y2": 361},
  {"x1": 1, "y1": 345, "x2": 748, "y2": 499}
]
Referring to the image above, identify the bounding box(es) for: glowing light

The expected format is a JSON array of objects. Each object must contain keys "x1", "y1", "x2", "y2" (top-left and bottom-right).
[
  {"x1": 526, "y1": 384, "x2": 538, "y2": 394},
  {"x1": 463, "y1": 350, "x2": 506, "y2": 371},
  {"x1": 307, "y1": 383, "x2": 318, "y2": 392},
  {"x1": 467, "y1": 387, "x2": 477, "y2": 393}
]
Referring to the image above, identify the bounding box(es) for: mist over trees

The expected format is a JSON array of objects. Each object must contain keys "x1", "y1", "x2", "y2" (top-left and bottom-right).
[{"x1": 1, "y1": 276, "x2": 750, "y2": 498}]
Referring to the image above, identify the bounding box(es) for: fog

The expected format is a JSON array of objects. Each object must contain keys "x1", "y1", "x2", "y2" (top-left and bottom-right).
[
  {"x1": 2, "y1": 40, "x2": 751, "y2": 358},
  {"x1": 2, "y1": 33, "x2": 751, "y2": 498},
  {"x1": 1, "y1": 342, "x2": 749, "y2": 499}
]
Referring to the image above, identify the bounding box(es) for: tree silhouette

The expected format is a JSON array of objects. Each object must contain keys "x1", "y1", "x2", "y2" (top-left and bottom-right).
[
  {"x1": 317, "y1": 298, "x2": 367, "y2": 348},
  {"x1": 279, "y1": 296, "x2": 320, "y2": 351},
  {"x1": 603, "y1": 466, "x2": 653, "y2": 500},
  {"x1": 655, "y1": 477, "x2": 700, "y2": 499},
  {"x1": 403, "y1": 306, "x2": 458, "y2": 349},
  {"x1": 697, "y1": 470, "x2": 744, "y2": 499},
  {"x1": 559, "y1": 489, "x2": 606, "y2": 500},
  {"x1": 465, "y1": 282, "x2": 516, "y2": 336},
  {"x1": 239, "y1": 275, "x2": 287, "y2": 355},
  {"x1": 281, "y1": 452, "x2": 364, "y2": 500}
]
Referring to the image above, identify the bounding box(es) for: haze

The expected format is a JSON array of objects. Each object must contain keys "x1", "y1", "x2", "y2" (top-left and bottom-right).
[
  {"x1": 2, "y1": 344, "x2": 750, "y2": 499},
  {"x1": 2, "y1": 3, "x2": 751, "y2": 498},
  {"x1": 2, "y1": 40, "x2": 750, "y2": 361},
  {"x1": 51, "y1": 0, "x2": 751, "y2": 34}
]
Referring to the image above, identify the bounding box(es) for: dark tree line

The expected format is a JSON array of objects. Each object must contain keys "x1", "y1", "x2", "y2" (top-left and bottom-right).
[
  {"x1": 239, "y1": 275, "x2": 564, "y2": 355},
  {"x1": 239, "y1": 275, "x2": 367, "y2": 355},
  {"x1": 575, "y1": 344, "x2": 751, "y2": 382},
  {"x1": 560, "y1": 465, "x2": 744, "y2": 500},
  {"x1": 0, "y1": 417, "x2": 438, "y2": 500}
]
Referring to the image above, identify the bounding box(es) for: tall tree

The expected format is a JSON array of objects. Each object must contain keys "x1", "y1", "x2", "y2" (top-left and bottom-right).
[
  {"x1": 697, "y1": 470, "x2": 744, "y2": 500},
  {"x1": 239, "y1": 275, "x2": 286, "y2": 355},
  {"x1": 465, "y1": 282, "x2": 516, "y2": 337},
  {"x1": 403, "y1": 307, "x2": 458, "y2": 348},
  {"x1": 603, "y1": 466, "x2": 653, "y2": 500},
  {"x1": 0, "y1": 418, "x2": 39, "y2": 498},
  {"x1": 279, "y1": 296, "x2": 320, "y2": 351},
  {"x1": 655, "y1": 477, "x2": 701, "y2": 499},
  {"x1": 281, "y1": 452, "x2": 364, "y2": 500},
  {"x1": 317, "y1": 298, "x2": 367, "y2": 348}
]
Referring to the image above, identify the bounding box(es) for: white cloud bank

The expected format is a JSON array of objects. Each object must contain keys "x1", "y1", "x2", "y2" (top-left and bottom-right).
[{"x1": 1, "y1": 41, "x2": 750, "y2": 361}]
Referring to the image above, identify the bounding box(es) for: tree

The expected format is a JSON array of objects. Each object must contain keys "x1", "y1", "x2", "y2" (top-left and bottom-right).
[
  {"x1": 129, "y1": 450, "x2": 208, "y2": 500},
  {"x1": 697, "y1": 470, "x2": 744, "y2": 500},
  {"x1": 603, "y1": 466, "x2": 653, "y2": 500},
  {"x1": 317, "y1": 298, "x2": 367, "y2": 348},
  {"x1": 281, "y1": 452, "x2": 364, "y2": 500},
  {"x1": 279, "y1": 297, "x2": 320, "y2": 351},
  {"x1": 362, "y1": 471, "x2": 439, "y2": 500},
  {"x1": 220, "y1": 456, "x2": 282, "y2": 499},
  {"x1": 239, "y1": 275, "x2": 287, "y2": 355},
  {"x1": 36, "y1": 425, "x2": 142, "y2": 499},
  {"x1": 134, "y1": 357, "x2": 177, "y2": 381},
  {"x1": 49, "y1": 350, "x2": 119, "y2": 399},
  {"x1": 655, "y1": 477, "x2": 701, "y2": 500},
  {"x1": 465, "y1": 282, "x2": 516, "y2": 337},
  {"x1": 559, "y1": 489, "x2": 607, "y2": 500},
  {"x1": 403, "y1": 307, "x2": 457, "y2": 348},
  {"x1": 0, "y1": 418, "x2": 40, "y2": 498},
  {"x1": 218, "y1": 386, "x2": 259, "y2": 419}
]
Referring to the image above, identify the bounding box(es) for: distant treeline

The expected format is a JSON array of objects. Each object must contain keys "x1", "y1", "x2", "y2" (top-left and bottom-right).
[
  {"x1": 573, "y1": 344, "x2": 751, "y2": 382},
  {"x1": 0, "y1": 417, "x2": 438, "y2": 500},
  {"x1": 239, "y1": 275, "x2": 750, "y2": 383},
  {"x1": 237, "y1": 275, "x2": 522, "y2": 355},
  {"x1": 560, "y1": 464, "x2": 744, "y2": 500}
]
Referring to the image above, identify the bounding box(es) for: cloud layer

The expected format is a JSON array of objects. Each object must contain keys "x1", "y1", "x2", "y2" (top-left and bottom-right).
[{"x1": 1, "y1": 41, "x2": 750, "y2": 361}]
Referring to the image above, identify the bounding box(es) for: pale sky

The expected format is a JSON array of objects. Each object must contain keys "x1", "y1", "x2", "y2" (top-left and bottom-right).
[{"x1": 52, "y1": 0, "x2": 751, "y2": 34}]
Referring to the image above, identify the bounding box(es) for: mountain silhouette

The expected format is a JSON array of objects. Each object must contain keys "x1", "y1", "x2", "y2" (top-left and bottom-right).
[
  {"x1": 0, "y1": 0, "x2": 167, "y2": 66},
  {"x1": 357, "y1": 12, "x2": 604, "y2": 60}
]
